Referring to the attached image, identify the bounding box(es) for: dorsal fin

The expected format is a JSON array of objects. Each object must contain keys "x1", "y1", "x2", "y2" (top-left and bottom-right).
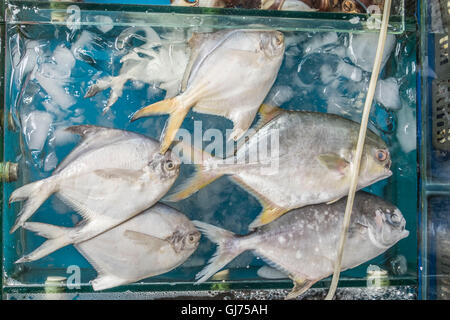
[
  {"x1": 65, "y1": 125, "x2": 110, "y2": 139},
  {"x1": 257, "y1": 104, "x2": 284, "y2": 129},
  {"x1": 54, "y1": 125, "x2": 130, "y2": 174}
]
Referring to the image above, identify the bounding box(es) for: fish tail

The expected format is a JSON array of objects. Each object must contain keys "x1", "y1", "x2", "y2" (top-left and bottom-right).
[
  {"x1": 165, "y1": 141, "x2": 224, "y2": 202},
  {"x1": 91, "y1": 275, "x2": 126, "y2": 291},
  {"x1": 9, "y1": 177, "x2": 58, "y2": 234},
  {"x1": 165, "y1": 168, "x2": 222, "y2": 202},
  {"x1": 15, "y1": 222, "x2": 72, "y2": 263},
  {"x1": 131, "y1": 97, "x2": 191, "y2": 154},
  {"x1": 193, "y1": 221, "x2": 245, "y2": 284}
]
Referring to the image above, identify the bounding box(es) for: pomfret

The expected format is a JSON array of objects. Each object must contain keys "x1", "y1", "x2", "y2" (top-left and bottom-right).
[
  {"x1": 168, "y1": 105, "x2": 393, "y2": 229},
  {"x1": 10, "y1": 125, "x2": 181, "y2": 262},
  {"x1": 131, "y1": 29, "x2": 285, "y2": 154},
  {"x1": 21, "y1": 204, "x2": 201, "y2": 290},
  {"x1": 193, "y1": 191, "x2": 409, "y2": 299}
]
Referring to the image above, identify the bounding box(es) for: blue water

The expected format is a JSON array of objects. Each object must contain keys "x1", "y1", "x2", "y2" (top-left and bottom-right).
[{"x1": 3, "y1": 10, "x2": 418, "y2": 293}]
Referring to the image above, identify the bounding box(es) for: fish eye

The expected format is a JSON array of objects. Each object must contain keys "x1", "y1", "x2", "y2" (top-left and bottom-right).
[
  {"x1": 187, "y1": 232, "x2": 198, "y2": 243},
  {"x1": 164, "y1": 160, "x2": 176, "y2": 171},
  {"x1": 375, "y1": 149, "x2": 388, "y2": 162},
  {"x1": 390, "y1": 213, "x2": 401, "y2": 224}
]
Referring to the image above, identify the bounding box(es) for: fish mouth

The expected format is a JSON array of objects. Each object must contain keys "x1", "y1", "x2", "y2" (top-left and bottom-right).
[
  {"x1": 400, "y1": 229, "x2": 410, "y2": 239},
  {"x1": 367, "y1": 169, "x2": 392, "y2": 186}
]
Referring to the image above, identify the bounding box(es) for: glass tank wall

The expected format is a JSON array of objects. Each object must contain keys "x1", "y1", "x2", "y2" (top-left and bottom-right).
[
  {"x1": 1, "y1": 0, "x2": 419, "y2": 299},
  {"x1": 419, "y1": 0, "x2": 450, "y2": 300}
]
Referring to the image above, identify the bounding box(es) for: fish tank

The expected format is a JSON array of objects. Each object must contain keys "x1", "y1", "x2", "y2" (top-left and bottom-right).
[{"x1": 0, "y1": 0, "x2": 435, "y2": 300}]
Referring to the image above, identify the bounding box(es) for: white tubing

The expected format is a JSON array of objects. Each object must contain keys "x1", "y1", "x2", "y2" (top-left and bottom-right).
[{"x1": 324, "y1": 0, "x2": 392, "y2": 301}]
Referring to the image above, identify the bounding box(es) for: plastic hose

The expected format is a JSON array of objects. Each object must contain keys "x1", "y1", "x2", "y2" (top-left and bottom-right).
[{"x1": 324, "y1": 0, "x2": 392, "y2": 300}]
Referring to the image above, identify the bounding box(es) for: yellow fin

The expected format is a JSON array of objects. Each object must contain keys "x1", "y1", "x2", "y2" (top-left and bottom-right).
[
  {"x1": 249, "y1": 205, "x2": 288, "y2": 230},
  {"x1": 165, "y1": 169, "x2": 222, "y2": 202},
  {"x1": 255, "y1": 104, "x2": 284, "y2": 130},
  {"x1": 131, "y1": 98, "x2": 190, "y2": 154},
  {"x1": 230, "y1": 175, "x2": 288, "y2": 230},
  {"x1": 285, "y1": 278, "x2": 315, "y2": 300},
  {"x1": 165, "y1": 141, "x2": 222, "y2": 202}
]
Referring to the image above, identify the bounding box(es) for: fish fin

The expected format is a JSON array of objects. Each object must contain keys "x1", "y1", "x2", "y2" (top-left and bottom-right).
[
  {"x1": 55, "y1": 126, "x2": 130, "y2": 174},
  {"x1": 326, "y1": 197, "x2": 342, "y2": 205},
  {"x1": 91, "y1": 274, "x2": 126, "y2": 291},
  {"x1": 93, "y1": 169, "x2": 144, "y2": 182},
  {"x1": 192, "y1": 221, "x2": 243, "y2": 284},
  {"x1": 316, "y1": 153, "x2": 350, "y2": 175},
  {"x1": 123, "y1": 230, "x2": 169, "y2": 252},
  {"x1": 227, "y1": 109, "x2": 259, "y2": 142},
  {"x1": 15, "y1": 222, "x2": 72, "y2": 263},
  {"x1": 249, "y1": 206, "x2": 289, "y2": 230},
  {"x1": 165, "y1": 141, "x2": 223, "y2": 202},
  {"x1": 285, "y1": 278, "x2": 315, "y2": 300},
  {"x1": 65, "y1": 124, "x2": 111, "y2": 139},
  {"x1": 56, "y1": 190, "x2": 102, "y2": 223},
  {"x1": 84, "y1": 77, "x2": 111, "y2": 98},
  {"x1": 256, "y1": 104, "x2": 284, "y2": 127},
  {"x1": 131, "y1": 97, "x2": 190, "y2": 154},
  {"x1": 233, "y1": 104, "x2": 284, "y2": 153},
  {"x1": 9, "y1": 177, "x2": 58, "y2": 233},
  {"x1": 230, "y1": 176, "x2": 288, "y2": 230},
  {"x1": 165, "y1": 169, "x2": 222, "y2": 202},
  {"x1": 257, "y1": 254, "x2": 292, "y2": 279}
]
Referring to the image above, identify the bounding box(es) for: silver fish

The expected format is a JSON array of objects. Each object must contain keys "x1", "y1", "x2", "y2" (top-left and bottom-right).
[
  {"x1": 10, "y1": 125, "x2": 180, "y2": 262},
  {"x1": 85, "y1": 27, "x2": 190, "y2": 112},
  {"x1": 168, "y1": 105, "x2": 392, "y2": 229},
  {"x1": 21, "y1": 203, "x2": 200, "y2": 290},
  {"x1": 131, "y1": 29, "x2": 285, "y2": 154},
  {"x1": 193, "y1": 191, "x2": 409, "y2": 299}
]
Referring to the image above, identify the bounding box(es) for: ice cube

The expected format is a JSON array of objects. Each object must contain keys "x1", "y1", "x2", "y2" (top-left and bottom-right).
[
  {"x1": 23, "y1": 111, "x2": 53, "y2": 151},
  {"x1": 303, "y1": 32, "x2": 338, "y2": 55},
  {"x1": 375, "y1": 78, "x2": 401, "y2": 110},
  {"x1": 44, "y1": 152, "x2": 58, "y2": 171},
  {"x1": 336, "y1": 61, "x2": 362, "y2": 82},
  {"x1": 35, "y1": 71, "x2": 75, "y2": 109},
  {"x1": 265, "y1": 85, "x2": 294, "y2": 106},
  {"x1": 396, "y1": 103, "x2": 416, "y2": 153},
  {"x1": 347, "y1": 33, "x2": 396, "y2": 72},
  {"x1": 54, "y1": 126, "x2": 78, "y2": 146},
  {"x1": 320, "y1": 64, "x2": 335, "y2": 84},
  {"x1": 53, "y1": 46, "x2": 76, "y2": 71}
]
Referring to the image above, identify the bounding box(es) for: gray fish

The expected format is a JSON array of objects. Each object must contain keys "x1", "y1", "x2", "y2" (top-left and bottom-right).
[
  {"x1": 10, "y1": 125, "x2": 181, "y2": 262},
  {"x1": 131, "y1": 29, "x2": 285, "y2": 154},
  {"x1": 21, "y1": 203, "x2": 201, "y2": 290},
  {"x1": 193, "y1": 191, "x2": 409, "y2": 299},
  {"x1": 168, "y1": 105, "x2": 392, "y2": 229}
]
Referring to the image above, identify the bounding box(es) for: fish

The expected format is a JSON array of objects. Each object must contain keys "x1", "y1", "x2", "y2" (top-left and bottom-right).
[
  {"x1": 9, "y1": 125, "x2": 181, "y2": 262},
  {"x1": 85, "y1": 27, "x2": 190, "y2": 112},
  {"x1": 193, "y1": 191, "x2": 409, "y2": 299},
  {"x1": 20, "y1": 203, "x2": 201, "y2": 290},
  {"x1": 167, "y1": 105, "x2": 393, "y2": 229},
  {"x1": 131, "y1": 29, "x2": 285, "y2": 154}
]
